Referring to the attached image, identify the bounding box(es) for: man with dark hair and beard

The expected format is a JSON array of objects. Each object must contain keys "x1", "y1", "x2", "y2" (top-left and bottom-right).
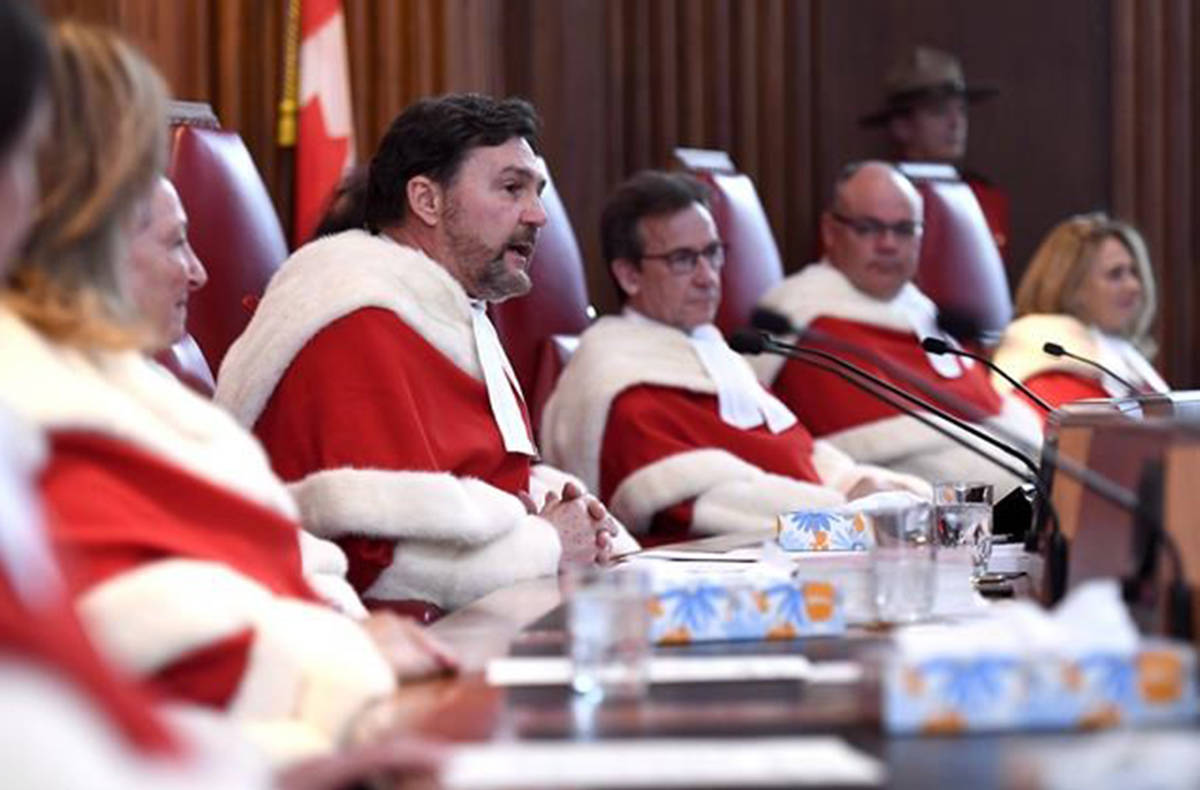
[{"x1": 218, "y1": 94, "x2": 633, "y2": 615}]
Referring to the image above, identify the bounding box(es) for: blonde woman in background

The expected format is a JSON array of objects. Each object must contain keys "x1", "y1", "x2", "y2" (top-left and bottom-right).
[
  {"x1": 992, "y1": 213, "x2": 1166, "y2": 415},
  {"x1": 0, "y1": 21, "x2": 453, "y2": 769}
]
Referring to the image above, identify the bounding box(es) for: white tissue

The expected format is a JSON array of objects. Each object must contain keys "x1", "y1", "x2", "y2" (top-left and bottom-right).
[{"x1": 893, "y1": 579, "x2": 1140, "y2": 661}]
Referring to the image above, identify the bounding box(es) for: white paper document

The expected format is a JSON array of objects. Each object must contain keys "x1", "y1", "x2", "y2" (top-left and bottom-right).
[
  {"x1": 486, "y1": 654, "x2": 863, "y2": 687},
  {"x1": 633, "y1": 547, "x2": 764, "y2": 562},
  {"x1": 442, "y1": 736, "x2": 885, "y2": 788}
]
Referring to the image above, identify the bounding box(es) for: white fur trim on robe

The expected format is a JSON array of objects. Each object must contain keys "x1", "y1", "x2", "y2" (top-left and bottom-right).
[
  {"x1": 0, "y1": 307, "x2": 364, "y2": 617},
  {"x1": 609, "y1": 448, "x2": 846, "y2": 536},
  {"x1": 216, "y1": 230, "x2": 483, "y2": 429},
  {"x1": 364, "y1": 514, "x2": 564, "y2": 611},
  {"x1": 820, "y1": 398, "x2": 1041, "y2": 494},
  {"x1": 0, "y1": 662, "x2": 276, "y2": 788},
  {"x1": 285, "y1": 467, "x2": 563, "y2": 610},
  {"x1": 0, "y1": 308, "x2": 297, "y2": 520},
  {"x1": 750, "y1": 260, "x2": 967, "y2": 384},
  {"x1": 77, "y1": 558, "x2": 395, "y2": 758},
  {"x1": 992, "y1": 313, "x2": 1168, "y2": 398},
  {"x1": 810, "y1": 439, "x2": 932, "y2": 499},
  {"x1": 544, "y1": 315, "x2": 838, "y2": 493}
]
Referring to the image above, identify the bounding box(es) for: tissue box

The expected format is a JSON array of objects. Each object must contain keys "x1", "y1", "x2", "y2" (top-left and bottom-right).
[
  {"x1": 776, "y1": 509, "x2": 873, "y2": 552},
  {"x1": 648, "y1": 566, "x2": 846, "y2": 645},
  {"x1": 883, "y1": 640, "x2": 1198, "y2": 734}
]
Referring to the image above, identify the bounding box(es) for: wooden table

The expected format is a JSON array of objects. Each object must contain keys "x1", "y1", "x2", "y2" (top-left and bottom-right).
[{"x1": 383, "y1": 544, "x2": 1197, "y2": 789}]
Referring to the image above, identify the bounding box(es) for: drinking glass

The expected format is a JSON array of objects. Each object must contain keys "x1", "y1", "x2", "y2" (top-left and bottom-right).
[
  {"x1": 567, "y1": 566, "x2": 651, "y2": 700},
  {"x1": 934, "y1": 481, "x2": 994, "y2": 579},
  {"x1": 868, "y1": 501, "x2": 936, "y2": 624}
]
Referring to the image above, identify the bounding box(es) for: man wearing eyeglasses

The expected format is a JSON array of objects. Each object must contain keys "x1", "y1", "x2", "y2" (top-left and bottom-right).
[
  {"x1": 541, "y1": 170, "x2": 927, "y2": 545},
  {"x1": 752, "y1": 161, "x2": 1039, "y2": 492}
]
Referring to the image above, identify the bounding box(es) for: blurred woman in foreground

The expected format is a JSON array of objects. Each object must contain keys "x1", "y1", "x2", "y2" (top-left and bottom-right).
[
  {"x1": 0, "y1": 3, "x2": 277, "y2": 786},
  {"x1": 992, "y1": 213, "x2": 1166, "y2": 412},
  {"x1": 0, "y1": 20, "x2": 452, "y2": 768}
]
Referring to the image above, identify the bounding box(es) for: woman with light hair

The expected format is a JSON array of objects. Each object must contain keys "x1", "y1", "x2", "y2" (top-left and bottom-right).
[
  {"x1": 0, "y1": 21, "x2": 452, "y2": 769},
  {"x1": 992, "y1": 212, "x2": 1166, "y2": 413}
]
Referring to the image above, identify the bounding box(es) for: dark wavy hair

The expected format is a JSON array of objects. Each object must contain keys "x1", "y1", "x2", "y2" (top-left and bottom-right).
[
  {"x1": 363, "y1": 93, "x2": 540, "y2": 233},
  {"x1": 599, "y1": 170, "x2": 710, "y2": 303}
]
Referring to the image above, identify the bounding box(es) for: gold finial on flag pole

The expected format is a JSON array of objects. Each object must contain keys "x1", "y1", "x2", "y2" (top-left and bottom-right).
[{"x1": 277, "y1": 0, "x2": 301, "y2": 147}]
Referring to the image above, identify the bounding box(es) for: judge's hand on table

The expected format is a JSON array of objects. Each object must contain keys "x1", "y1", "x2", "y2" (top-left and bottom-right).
[
  {"x1": 362, "y1": 611, "x2": 459, "y2": 681},
  {"x1": 844, "y1": 469, "x2": 933, "y2": 502},
  {"x1": 521, "y1": 482, "x2": 619, "y2": 570}
]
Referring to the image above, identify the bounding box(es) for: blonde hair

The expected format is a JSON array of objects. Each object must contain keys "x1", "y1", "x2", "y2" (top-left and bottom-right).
[
  {"x1": 6, "y1": 22, "x2": 168, "y2": 348},
  {"x1": 1014, "y1": 212, "x2": 1158, "y2": 353}
]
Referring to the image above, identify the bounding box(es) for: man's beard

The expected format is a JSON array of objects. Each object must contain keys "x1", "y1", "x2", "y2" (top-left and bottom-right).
[{"x1": 444, "y1": 209, "x2": 536, "y2": 303}]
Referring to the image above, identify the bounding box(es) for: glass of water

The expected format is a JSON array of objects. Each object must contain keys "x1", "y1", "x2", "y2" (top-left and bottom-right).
[
  {"x1": 567, "y1": 566, "x2": 650, "y2": 700},
  {"x1": 868, "y1": 501, "x2": 936, "y2": 624},
  {"x1": 934, "y1": 481, "x2": 994, "y2": 579}
]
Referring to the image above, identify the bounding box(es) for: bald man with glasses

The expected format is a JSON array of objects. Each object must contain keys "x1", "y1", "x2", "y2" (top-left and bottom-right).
[
  {"x1": 541, "y1": 171, "x2": 926, "y2": 546},
  {"x1": 752, "y1": 161, "x2": 1040, "y2": 492}
]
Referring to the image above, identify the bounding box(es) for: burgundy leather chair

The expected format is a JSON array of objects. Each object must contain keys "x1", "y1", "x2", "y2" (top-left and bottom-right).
[
  {"x1": 155, "y1": 334, "x2": 215, "y2": 398},
  {"x1": 898, "y1": 162, "x2": 1013, "y2": 341},
  {"x1": 166, "y1": 102, "x2": 290, "y2": 375},
  {"x1": 674, "y1": 148, "x2": 785, "y2": 337},
  {"x1": 488, "y1": 164, "x2": 592, "y2": 438}
]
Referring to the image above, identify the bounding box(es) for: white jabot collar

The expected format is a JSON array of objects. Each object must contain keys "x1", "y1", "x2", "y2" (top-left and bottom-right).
[
  {"x1": 470, "y1": 301, "x2": 537, "y2": 456},
  {"x1": 1091, "y1": 327, "x2": 1170, "y2": 395},
  {"x1": 625, "y1": 308, "x2": 796, "y2": 433}
]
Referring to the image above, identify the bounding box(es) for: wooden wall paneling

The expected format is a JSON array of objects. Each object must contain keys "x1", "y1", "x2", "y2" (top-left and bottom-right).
[
  {"x1": 651, "y1": 0, "x2": 680, "y2": 171},
  {"x1": 548, "y1": 0, "x2": 612, "y2": 307},
  {"x1": 783, "y1": 0, "x2": 818, "y2": 269},
  {"x1": 1163, "y1": 1, "x2": 1194, "y2": 388},
  {"x1": 707, "y1": 0, "x2": 734, "y2": 150},
  {"x1": 625, "y1": 0, "x2": 654, "y2": 170},
  {"x1": 757, "y1": 0, "x2": 787, "y2": 241},
  {"x1": 732, "y1": 4, "x2": 759, "y2": 177},
  {"x1": 677, "y1": 0, "x2": 706, "y2": 146},
  {"x1": 816, "y1": 0, "x2": 1111, "y2": 284},
  {"x1": 1112, "y1": 0, "x2": 1198, "y2": 387}
]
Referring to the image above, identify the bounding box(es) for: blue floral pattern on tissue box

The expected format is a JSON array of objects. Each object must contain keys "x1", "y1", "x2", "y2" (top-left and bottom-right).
[
  {"x1": 883, "y1": 641, "x2": 1197, "y2": 734},
  {"x1": 776, "y1": 509, "x2": 873, "y2": 552},
  {"x1": 649, "y1": 573, "x2": 846, "y2": 645}
]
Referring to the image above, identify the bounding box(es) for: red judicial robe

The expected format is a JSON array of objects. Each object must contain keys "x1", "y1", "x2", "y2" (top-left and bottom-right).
[
  {"x1": 753, "y1": 262, "x2": 1042, "y2": 492},
  {"x1": 541, "y1": 314, "x2": 923, "y2": 544},
  {"x1": 964, "y1": 171, "x2": 1011, "y2": 264},
  {"x1": 0, "y1": 308, "x2": 394, "y2": 762},
  {"x1": 992, "y1": 314, "x2": 1169, "y2": 422},
  {"x1": 0, "y1": 410, "x2": 271, "y2": 786},
  {"x1": 216, "y1": 230, "x2": 572, "y2": 611}
]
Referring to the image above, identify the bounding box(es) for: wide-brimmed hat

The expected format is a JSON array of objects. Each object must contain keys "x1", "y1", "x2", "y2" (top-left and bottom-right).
[{"x1": 859, "y1": 46, "x2": 997, "y2": 127}]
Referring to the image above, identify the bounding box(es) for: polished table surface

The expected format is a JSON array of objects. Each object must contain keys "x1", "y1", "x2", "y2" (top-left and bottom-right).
[{"x1": 393, "y1": 539, "x2": 1198, "y2": 789}]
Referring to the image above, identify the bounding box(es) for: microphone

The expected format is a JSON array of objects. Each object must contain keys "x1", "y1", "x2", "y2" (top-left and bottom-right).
[
  {"x1": 1043, "y1": 342, "x2": 1139, "y2": 394},
  {"x1": 921, "y1": 336, "x2": 1054, "y2": 414},
  {"x1": 748, "y1": 308, "x2": 1150, "y2": 603},
  {"x1": 735, "y1": 326, "x2": 1068, "y2": 598},
  {"x1": 767, "y1": 335, "x2": 1039, "y2": 477},
  {"x1": 753, "y1": 307, "x2": 997, "y2": 425},
  {"x1": 730, "y1": 329, "x2": 1037, "y2": 484},
  {"x1": 752, "y1": 308, "x2": 1036, "y2": 466}
]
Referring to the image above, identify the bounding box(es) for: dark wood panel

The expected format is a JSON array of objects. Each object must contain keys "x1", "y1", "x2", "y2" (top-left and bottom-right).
[
  {"x1": 817, "y1": 0, "x2": 1111, "y2": 281},
  {"x1": 34, "y1": 0, "x2": 1200, "y2": 384}
]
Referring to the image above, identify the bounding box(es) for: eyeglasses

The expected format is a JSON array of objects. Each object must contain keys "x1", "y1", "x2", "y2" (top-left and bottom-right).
[
  {"x1": 640, "y1": 241, "x2": 727, "y2": 275},
  {"x1": 831, "y1": 212, "x2": 922, "y2": 240}
]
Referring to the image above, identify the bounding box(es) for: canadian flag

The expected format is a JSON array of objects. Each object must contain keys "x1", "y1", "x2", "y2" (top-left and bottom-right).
[{"x1": 293, "y1": 0, "x2": 355, "y2": 246}]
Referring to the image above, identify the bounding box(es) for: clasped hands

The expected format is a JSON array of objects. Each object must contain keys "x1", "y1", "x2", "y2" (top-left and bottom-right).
[{"x1": 519, "y1": 481, "x2": 619, "y2": 570}]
